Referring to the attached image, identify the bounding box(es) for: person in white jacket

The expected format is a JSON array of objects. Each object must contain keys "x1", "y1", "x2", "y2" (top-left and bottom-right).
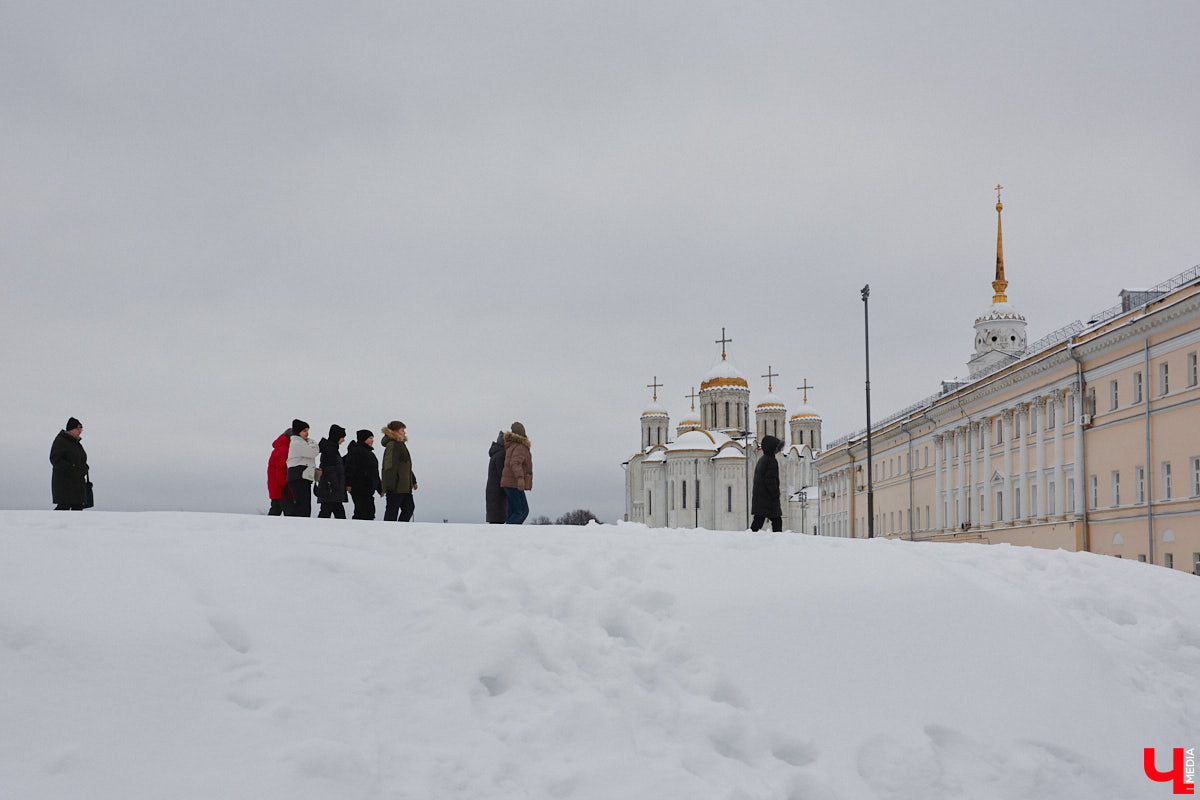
[{"x1": 285, "y1": 419, "x2": 319, "y2": 517}]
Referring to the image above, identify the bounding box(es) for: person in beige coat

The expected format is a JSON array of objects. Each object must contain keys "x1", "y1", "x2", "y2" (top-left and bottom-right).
[{"x1": 500, "y1": 421, "x2": 532, "y2": 524}]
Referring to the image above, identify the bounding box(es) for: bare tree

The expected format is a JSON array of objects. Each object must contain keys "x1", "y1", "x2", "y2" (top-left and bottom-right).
[
  {"x1": 530, "y1": 515, "x2": 553, "y2": 525},
  {"x1": 555, "y1": 509, "x2": 599, "y2": 526}
]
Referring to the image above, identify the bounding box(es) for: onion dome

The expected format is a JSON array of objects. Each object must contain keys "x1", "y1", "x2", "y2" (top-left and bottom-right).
[
  {"x1": 641, "y1": 399, "x2": 669, "y2": 418},
  {"x1": 756, "y1": 390, "x2": 786, "y2": 411},
  {"x1": 700, "y1": 358, "x2": 748, "y2": 391},
  {"x1": 790, "y1": 400, "x2": 821, "y2": 421}
]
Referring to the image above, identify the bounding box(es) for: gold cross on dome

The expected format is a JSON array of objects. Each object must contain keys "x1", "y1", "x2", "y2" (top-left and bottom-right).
[
  {"x1": 797, "y1": 379, "x2": 815, "y2": 404},
  {"x1": 762, "y1": 366, "x2": 779, "y2": 393},
  {"x1": 686, "y1": 386, "x2": 699, "y2": 410},
  {"x1": 715, "y1": 327, "x2": 732, "y2": 360},
  {"x1": 646, "y1": 376, "x2": 662, "y2": 402},
  {"x1": 995, "y1": 184, "x2": 1004, "y2": 202}
]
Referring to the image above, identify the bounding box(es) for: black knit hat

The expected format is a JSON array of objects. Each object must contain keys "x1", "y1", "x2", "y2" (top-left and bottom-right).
[
  {"x1": 329, "y1": 424, "x2": 347, "y2": 441},
  {"x1": 356, "y1": 429, "x2": 373, "y2": 443},
  {"x1": 292, "y1": 419, "x2": 309, "y2": 435},
  {"x1": 66, "y1": 417, "x2": 82, "y2": 432}
]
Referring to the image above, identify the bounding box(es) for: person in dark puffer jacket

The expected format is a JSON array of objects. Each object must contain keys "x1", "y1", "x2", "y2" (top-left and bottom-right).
[
  {"x1": 485, "y1": 431, "x2": 507, "y2": 524},
  {"x1": 381, "y1": 420, "x2": 418, "y2": 522},
  {"x1": 316, "y1": 424, "x2": 348, "y2": 519},
  {"x1": 751, "y1": 435, "x2": 784, "y2": 532},
  {"x1": 344, "y1": 429, "x2": 382, "y2": 520}
]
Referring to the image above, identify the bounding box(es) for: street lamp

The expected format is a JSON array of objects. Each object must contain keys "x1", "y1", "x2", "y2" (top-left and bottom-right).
[{"x1": 862, "y1": 284, "x2": 875, "y2": 539}]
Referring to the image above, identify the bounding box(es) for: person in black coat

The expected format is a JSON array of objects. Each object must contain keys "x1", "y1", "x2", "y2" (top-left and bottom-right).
[
  {"x1": 751, "y1": 435, "x2": 784, "y2": 532},
  {"x1": 315, "y1": 424, "x2": 348, "y2": 519},
  {"x1": 485, "y1": 431, "x2": 508, "y2": 524},
  {"x1": 50, "y1": 417, "x2": 89, "y2": 510},
  {"x1": 344, "y1": 429, "x2": 383, "y2": 520}
]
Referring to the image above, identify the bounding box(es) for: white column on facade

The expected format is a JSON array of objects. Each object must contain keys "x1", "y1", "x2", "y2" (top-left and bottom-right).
[
  {"x1": 979, "y1": 418, "x2": 991, "y2": 526},
  {"x1": 951, "y1": 428, "x2": 962, "y2": 527},
  {"x1": 944, "y1": 433, "x2": 954, "y2": 529},
  {"x1": 1033, "y1": 397, "x2": 1045, "y2": 520},
  {"x1": 1053, "y1": 390, "x2": 1066, "y2": 518},
  {"x1": 1018, "y1": 403, "x2": 1030, "y2": 521},
  {"x1": 933, "y1": 434, "x2": 943, "y2": 530},
  {"x1": 1001, "y1": 411, "x2": 1014, "y2": 523}
]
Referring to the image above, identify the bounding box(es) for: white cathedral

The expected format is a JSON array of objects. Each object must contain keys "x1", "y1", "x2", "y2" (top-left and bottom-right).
[{"x1": 623, "y1": 335, "x2": 822, "y2": 533}]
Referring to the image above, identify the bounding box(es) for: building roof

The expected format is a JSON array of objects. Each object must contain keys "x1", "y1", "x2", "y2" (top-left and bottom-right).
[{"x1": 700, "y1": 358, "x2": 748, "y2": 391}]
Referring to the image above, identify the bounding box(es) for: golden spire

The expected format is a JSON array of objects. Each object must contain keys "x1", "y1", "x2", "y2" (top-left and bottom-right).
[{"x1": 992, "y1": 184, "x2": 1008, "y2": 303}]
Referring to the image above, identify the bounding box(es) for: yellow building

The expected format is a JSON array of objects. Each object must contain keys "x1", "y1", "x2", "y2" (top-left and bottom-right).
[{"x1": 815, "y1": 192, "x2": 1200, "y2": 573}]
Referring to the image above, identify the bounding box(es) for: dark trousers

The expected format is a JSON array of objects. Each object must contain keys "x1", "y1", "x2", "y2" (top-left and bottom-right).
[
  {"x1": 384, "y1": 492, "x2": 415, "y2": 522},
  {"x1": 503, "y1": 488, "x2": 529, "y2": 524},
  {"x1": 268, "y1": 498, "x2": 294, "y2": 516},
  {"x1": 286, "y1": 479, "x2": 312, "y2": 517},
  {"x1": 54, "y1": 504, "x2": 83, "y2": 511},
  {"x1": 351, "y1": 492, "x2": 377, "y2": 520},
  {"x1": 750, "y1": 516, "x2": 783, "y2": 532},
  {"x1": 318, "y1": 502, "x2": 346, "y2": 519}
]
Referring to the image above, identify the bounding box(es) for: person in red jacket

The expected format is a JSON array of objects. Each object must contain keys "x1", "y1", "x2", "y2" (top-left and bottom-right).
[{"x1": 267, "y1": 427, "x2": 294, "y2": 516}]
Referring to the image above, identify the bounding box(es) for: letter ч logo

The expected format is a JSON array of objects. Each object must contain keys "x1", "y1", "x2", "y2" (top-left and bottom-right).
[{"x1": 1145, "y1": 748, "x2": 1195, "y2": 795}]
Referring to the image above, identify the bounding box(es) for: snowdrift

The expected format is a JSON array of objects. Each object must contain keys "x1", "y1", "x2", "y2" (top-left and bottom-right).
[{"x1": 1, "y1": 511, "x2": 1197, "y2": 799}]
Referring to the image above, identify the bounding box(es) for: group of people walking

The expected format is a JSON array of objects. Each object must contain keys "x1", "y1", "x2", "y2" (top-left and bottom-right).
[{"x1": 267, "y1": 418, "x2": 533, "y2": 524}]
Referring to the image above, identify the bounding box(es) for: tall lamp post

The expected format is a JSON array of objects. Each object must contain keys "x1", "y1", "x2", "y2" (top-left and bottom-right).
[{"x1": 862, "y1": 284, "x2": 875, "y2": 539}]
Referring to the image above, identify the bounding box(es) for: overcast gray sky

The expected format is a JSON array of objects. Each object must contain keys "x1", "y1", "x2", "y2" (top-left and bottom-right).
[{"x1": 4, "y1": 1, "x2": 1199, "y2": 522}]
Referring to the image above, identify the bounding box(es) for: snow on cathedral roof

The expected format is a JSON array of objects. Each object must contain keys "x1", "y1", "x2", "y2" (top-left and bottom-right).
[
  {"x1": 700, "y1": 358, "x2": 748, "y2": 391},
  {"x1": 790, "y1": 401, "x2": 821, "y2": 420},
  {"x1": 975, "y1": 301, "x2": 1026, "y2": 323},
  {"x1": 641, "y1": 400, "x2": 669, "y2": 417},
  {"x1": 666, "y1": 428, "x2": 733, "y2": 453},
  {"x1": 756, "y1": 391, "x2": 786, "y2": 410}
]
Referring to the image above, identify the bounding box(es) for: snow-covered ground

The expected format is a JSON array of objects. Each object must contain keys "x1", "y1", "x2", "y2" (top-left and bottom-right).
[{"x1": 1, "y1": 511, "x2": 1196, "y2": 799}]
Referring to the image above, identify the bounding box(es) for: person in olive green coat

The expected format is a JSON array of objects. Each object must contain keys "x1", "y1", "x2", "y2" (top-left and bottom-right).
[{"x1": 381, "y1": 420, "x2": 418, "y2": 521}]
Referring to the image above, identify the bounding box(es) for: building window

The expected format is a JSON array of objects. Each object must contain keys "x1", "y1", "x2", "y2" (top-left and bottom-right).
[
  {"x1": 925, "y1": 506, "x2": 930, "y2": 530},
  {"x1": 1111, "y1": 471, "x2": 1120, "y2": 507},
  {"x1": 727, "y1": 486, "x2": 732, "y2": 512},
  {"x1": 724, "y1": 402, "x2": 730, "y2": 428},
  {"x1": 670, "y1": 482, "x2": 675, "y2": 510},
  {"x1": 682, "y1": 481, "x2": 687, "y2": 509},
  {"x1": 1136, "y1": 466, "x2": 1146, "y2": 504},
  {"x1": 694, "y1": 480, "x2": 700, "y2": 509},
  {"x1": 1109, "y1": 380, "x2": 1119, "y2": 411},
  {"x1": 1138, "y1": 554, "x2": 1147, "y2": 563},
  {"x1": 1165, "y1": 553, "x2": 1174, "y2": 569},
  {"x1": 1014, "y1": 412, "x2": 1022, "y2": 438},
  {"x1": 1030, "y1": 486, "x2": 1038, "y2": 517},
  {"x1": 1015, "y1": 487, "x2": 1021, "y2": 519},
  {"x1": 1089, "y1": 475, "x2": 1098, "y2": 509},
  {"x1": 995, "y1": 418, "x2": 1004, "y2": 443},
  {"x1": 647, "y1": 491, "x2": 652, "y2": 516},
  {"x1": 1047, "y1": 401, "x2": 1056, "y2": 429},
  {"x1": 1134, "y1": 371, "x2": 1143, "y2": 403},
  {"x1": 1190, "y1": 352, "x2": 1198, "y2": 387},
  {"x1": 1162, "y1": 461, "x2": 1173, "y2": 500},
  {"x1": 1160, "y1": 362, "x2": 1170, "y2": 396},
  {"x1": 1051, "y1": 481, "x2": 1058, "y2": 515},
  {"x1": 1192, "y1": 457, "x2": 1200, "y2": 497}
]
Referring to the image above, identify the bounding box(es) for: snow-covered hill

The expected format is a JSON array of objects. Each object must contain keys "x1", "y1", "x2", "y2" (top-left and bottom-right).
[{"x1": 1, "y1": 511, "x2": 1196, "y2": 799}]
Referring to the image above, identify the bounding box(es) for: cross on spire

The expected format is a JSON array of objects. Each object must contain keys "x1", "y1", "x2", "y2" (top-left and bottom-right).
[
  {"x1": 797, "y1": 379, "x2": 815, "y2": 404},
  {"x1": 995, "y1": 183, "x2": 1003, "y2": 203},
  {"x1": 646, "y1": 376, "x2": 662, "y2": 402},
  {"x1": 685, "y1": 386, "x2": 699, "y2": 410},
  {"x1": 715, "y1": 327, "x2": 732, "y2": 361},
  {"x1": 761, "y1": 365, "x2": 779, "y2": 393}
]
